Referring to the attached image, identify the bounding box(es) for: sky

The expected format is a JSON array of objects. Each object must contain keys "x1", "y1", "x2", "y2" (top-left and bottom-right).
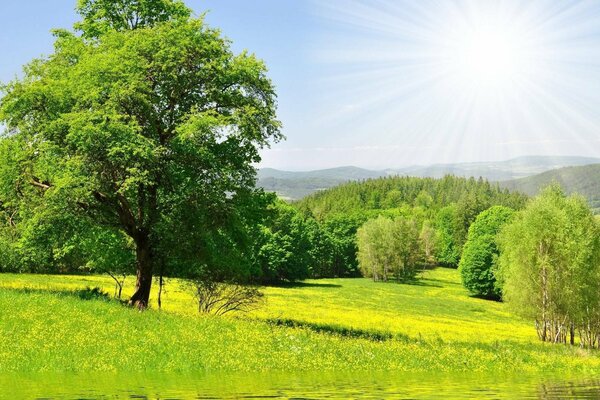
[{"x1": 2, "y1": 1, "x2": 600, "y2": 170}]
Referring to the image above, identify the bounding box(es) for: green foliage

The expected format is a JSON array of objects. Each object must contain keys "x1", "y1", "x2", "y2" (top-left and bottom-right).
[
  {"x1": 356, "y1": 216, "x2": 423, "y2": 282},
  {"x1": 299, "y1": 175, "x2": 526, "y2": 271},
  {"x1": 0, "y1": 227, "x2": 20, "y2": 273},
  {"x1": 434, "y1": 205, "x2": 461, "y2": 267},
  {"x1": 0, "y1": 0, "x2": 282, "y2": 305},
  {"x1": 299, "y1": 175, "x2": 526, "y2": 221},
  {"x1": 75, "y1": 0, "x2": 191, "y2": 38},
  {"x1": 498, "y1": 185, "x2": 600, "y2": 345},
  {"x1": 419, "y1": 219, "x2": 437, "y2": 262},
  {"x1": 255, "y1": 201, "x2": 315, "y2": 283},
  {"x1": 320, "y1": 213, "x2": 367, "y2": 277},
  {"x1": 459, "y1": 205, "x2": 514, "y2": 299},
  {"x1": 254, "y1": 200, "x2": 367, "y2": 282}
]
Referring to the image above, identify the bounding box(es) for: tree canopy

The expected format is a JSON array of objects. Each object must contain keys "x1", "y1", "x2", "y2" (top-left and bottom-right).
[{"x1": 75, "y1": 0, "x2": 191, "y2": 38}]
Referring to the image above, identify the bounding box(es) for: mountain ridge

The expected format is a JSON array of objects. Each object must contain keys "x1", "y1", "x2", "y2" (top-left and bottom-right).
[{"x1": 258, "y1": 155, "x2": 600, "y2": 200}]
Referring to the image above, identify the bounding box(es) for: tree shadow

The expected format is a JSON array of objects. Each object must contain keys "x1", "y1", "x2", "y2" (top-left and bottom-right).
[
  {"x1": 422, "y1": 277, "x2": 460, "y2": 287},
  {"x1": 4, "y1": 286, "x2": 115, "y2": 302},
  {"x1": 419, "y1": 263, "x2": 439, "y2": 271},
  {"x1": 266, "y1": 318, "x2": 400, "y2": 342},
  {"x1": 265, "y1": 281, "x2": 342, "y2": 289},
  {"x1": 469, "y1": 293, "x2": 502, "y2": 302},
  {"x1": 399, "y1": 279, "x2": 442, "y2": 288}
]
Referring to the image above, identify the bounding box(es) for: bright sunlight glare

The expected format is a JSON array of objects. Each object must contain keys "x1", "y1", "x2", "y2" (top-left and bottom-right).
[
  {"x1": 437, "y1": 7, "x2": 542, "y2": 95},
  {"x1": 448, "y1": 26, "x2": 524, "y2": 87},
  {"x1": 298, "y1": 0, "x2": 600, "y2": 170}
]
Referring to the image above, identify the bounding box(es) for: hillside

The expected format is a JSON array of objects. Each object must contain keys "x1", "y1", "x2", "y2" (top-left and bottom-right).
[
  {"x1": 396, "y1": 155, "x2": 600, "y2": 181},
  {"x1": 258, "y1": 156, "x2": 600, "y2": 200},
  {"x1": 297, "y1": 174, "x2": 527, "y2": 220},
  {"x1": 257, "y1": 166, "x2": 386, "y2": 199},
  {"x1": 501, "y1": 164, "x2": 600, "y2": 213},
  {"x1": 2, "y1": 268, "x2": 600, "y2": 376}
]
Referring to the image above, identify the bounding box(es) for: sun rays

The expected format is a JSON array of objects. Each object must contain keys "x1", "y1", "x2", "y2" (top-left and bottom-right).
[{"x1": 301, "y1": 0, "x2": 600, "y2": 168}]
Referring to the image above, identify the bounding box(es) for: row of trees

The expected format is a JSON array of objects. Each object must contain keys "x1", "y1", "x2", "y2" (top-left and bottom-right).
[
  {"x1": 335, "y1": 174, "x2": 600, "y2": 349},
  {"x1": 299, "y1": 175, "x2": 527, "y2": 221},
  {"x1": 0, "y1": 185, "x2": 361, "y2": 283},
  {"x1": 300, "y1": 175, "x2": 528, "y2": 281},
  {"x1": 295, "y1": 179, "x2": 600, "y2": 349}
]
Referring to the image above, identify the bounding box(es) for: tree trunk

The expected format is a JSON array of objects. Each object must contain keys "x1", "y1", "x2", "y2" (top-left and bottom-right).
[
  {"x1": 158, "y1": 269, "x2": 164, "y2": 310},
  {"x1": 570, "y1": 323, "x2": 575, "y2": 346},
  {"x1": 129, "y1": 232, "x2": 153, "y2": 309},
  {"x1": 540, "y1": 246, "x2": 548, "y2": 342}
]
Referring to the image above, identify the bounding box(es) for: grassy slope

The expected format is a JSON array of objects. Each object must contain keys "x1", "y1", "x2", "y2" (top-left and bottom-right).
[
  {"x1": 256, "y1": 269, "x2": 533, "y2": 343},
  {"x1": 1, "y1": 268, "x2": 600, "y2": 373}
]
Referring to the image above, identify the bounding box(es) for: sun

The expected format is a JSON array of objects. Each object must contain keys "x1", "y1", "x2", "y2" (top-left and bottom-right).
[
  {"x1": 454, "y1": 28, "x2": 521, "y2": 86},
  {"x1": 441, "y1": 18, "x2": 534, "y2": 91},
  {"x1": 311, "y1": 0, "x2": 600, "y2": 167}
]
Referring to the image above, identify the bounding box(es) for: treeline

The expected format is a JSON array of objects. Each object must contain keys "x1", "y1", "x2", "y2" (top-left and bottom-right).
[
  {"x1": 292, "y1": 175, "x2": 528, "y2": 278},
  {"x1": 299, "y1": 175, "x2": 527, "y2": 220},
  {"x1": 297, "y1": 174, "x2": 600, "y2": 348},
  {"x1": 258, "y1": 174, "x2": 527, "y2": 283},
  {"x1": 406, "y1": 182, "x2": 600, "y2": 348},
  {"x1": 0, "y1": 174, "x2": 526, "y2": 284}
]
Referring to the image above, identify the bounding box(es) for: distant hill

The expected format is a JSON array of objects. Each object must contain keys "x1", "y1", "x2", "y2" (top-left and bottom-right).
[
  {"x1": 257, "y1": 166, "x2": 386, "y2": 200},
  {"x1": 394, "y1": 156, "x2": 600, "y2": 181},
  {"x1": 258, "y1": 156, "x2": 600, "y2": 200},
  {"x1": 500, "y1": 164, "x2": 600, "y2": 213}
]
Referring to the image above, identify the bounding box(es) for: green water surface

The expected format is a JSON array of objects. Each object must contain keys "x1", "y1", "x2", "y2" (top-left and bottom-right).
[{"x1": 2, "y1": 372, "x2": 600, "y2": 399}]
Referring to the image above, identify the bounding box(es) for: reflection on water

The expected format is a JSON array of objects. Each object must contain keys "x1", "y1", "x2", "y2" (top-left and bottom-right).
[{"x1": 2, "y1": 372, "x2": 600, "y2": 399}]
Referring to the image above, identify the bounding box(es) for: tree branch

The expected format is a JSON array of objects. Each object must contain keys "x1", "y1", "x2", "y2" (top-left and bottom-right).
[{"x1": 31, "y1": 177, "x2": 52, "y2": 191}]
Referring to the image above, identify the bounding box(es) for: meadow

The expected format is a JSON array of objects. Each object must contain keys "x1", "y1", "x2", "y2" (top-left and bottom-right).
[{"x1": 1, "y1": 267, "x2": 600, "y2": 373}]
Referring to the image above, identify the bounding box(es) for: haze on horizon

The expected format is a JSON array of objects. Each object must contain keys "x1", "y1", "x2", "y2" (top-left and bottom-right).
[{"x1": 2, "y1": 0, "x2": 600, "y2": 170}]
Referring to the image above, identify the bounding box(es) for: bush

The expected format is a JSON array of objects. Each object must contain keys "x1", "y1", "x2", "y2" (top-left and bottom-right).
[
  {"x1": 192, "y1": 279, "x2": 263, "y2": 316},
  {"x1": 459, "y1": 206, "x2": 514, "y2": 299}
]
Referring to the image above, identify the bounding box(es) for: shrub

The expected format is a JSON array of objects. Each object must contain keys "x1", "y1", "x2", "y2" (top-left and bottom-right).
[
  {"x1": 192, "y1": 279, "x2": 263, "y2": 316},
  {"x1": 459, "y1": 206, "x2": 514, "y2": 299}
]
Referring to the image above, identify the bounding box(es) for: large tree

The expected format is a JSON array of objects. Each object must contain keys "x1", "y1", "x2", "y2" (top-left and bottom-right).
[{"x1": 0, "y1": 0, "x2": 281, "y2": 308}]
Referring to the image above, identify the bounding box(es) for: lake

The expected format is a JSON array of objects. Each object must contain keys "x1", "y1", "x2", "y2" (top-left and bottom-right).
[{"x1": 2, "y1": 372, "x2": 600, "y2": 399}]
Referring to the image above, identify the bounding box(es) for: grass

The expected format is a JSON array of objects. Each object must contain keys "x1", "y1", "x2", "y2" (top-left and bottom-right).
[{"x1": 1, "y1": 268, "x2": 600, "y2": 373}]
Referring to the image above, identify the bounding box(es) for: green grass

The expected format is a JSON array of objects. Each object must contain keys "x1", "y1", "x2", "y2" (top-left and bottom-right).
[{"x1": 1, "y1": 268, "x2": 600, "y2": 373}]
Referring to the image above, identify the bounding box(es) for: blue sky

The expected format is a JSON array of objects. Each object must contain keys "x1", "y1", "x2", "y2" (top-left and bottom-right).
[{"x1": 2, "y1": 1, "x2": 600, "y2": 170}]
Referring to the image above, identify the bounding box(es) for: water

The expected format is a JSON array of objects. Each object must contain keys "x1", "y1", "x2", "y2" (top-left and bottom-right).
[{"x1": 2, "y1": 372, "x2": 600, "y2": 399}]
